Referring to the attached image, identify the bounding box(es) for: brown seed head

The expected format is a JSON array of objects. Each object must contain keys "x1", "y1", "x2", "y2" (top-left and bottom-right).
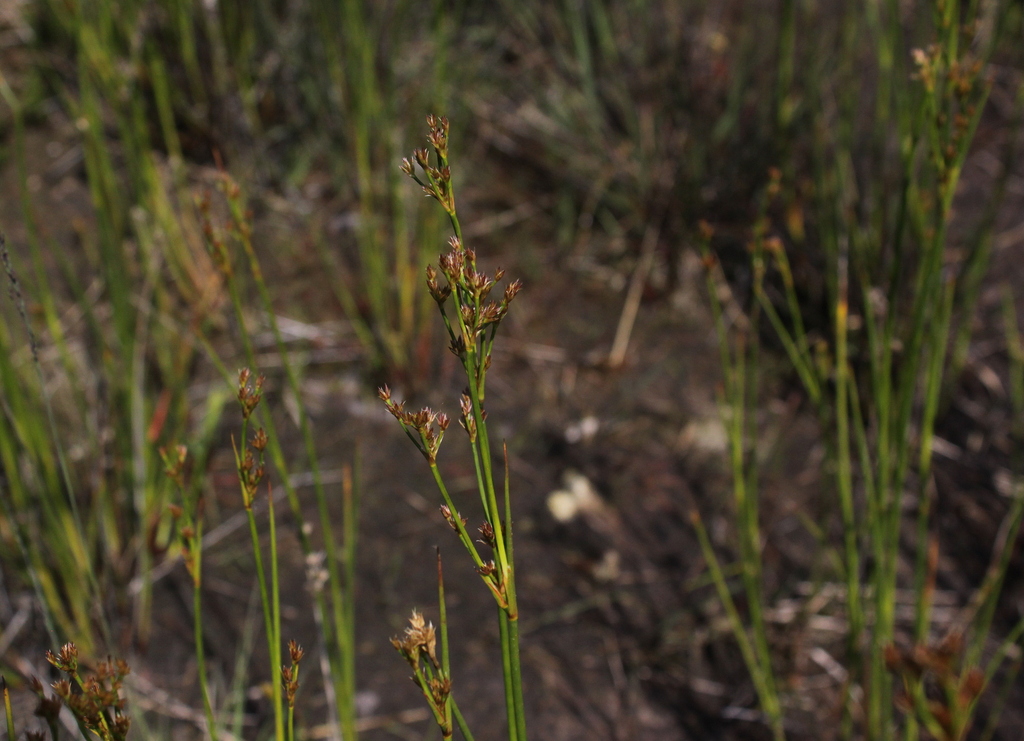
[
  {"x1": 503, "y1": 279, "x2": 523, "y2": 305},
  {"x1": 480, "y1": 302, "x2": 501, "y2": 326},
  {"x1": 288, "y1": 640, "x2": 305, "y2": 664},
  {"x1": 47, "y1": 643, "x2": 79, "y2": 675},
  {"x1": 478, "y1": 521, "x2": 495, "y2": 548},
  {"x1": 449, "y1": 335, "x2": 467, "y2": 358},
  {"x1": 440, "y1": 504, "x2": 467, "y2": 530},
  {"x1": 391, "y1": 610, "x2": 438, "y2": 668},
  {"x1": 428, "y1": 676, "x2": 452, "y2": 706},
  {"x1": 460, "y1": 304, "x2": 476, "y2": 331},
  {"x1": 237, "y1": 369, "x2": 265, "y2": 418},
  {"x1": 252, "y1": 427, "x2": 268, "y2": 452},
  {"x1": 426, "y1": 264, "x2": 452, "y2": 303}
]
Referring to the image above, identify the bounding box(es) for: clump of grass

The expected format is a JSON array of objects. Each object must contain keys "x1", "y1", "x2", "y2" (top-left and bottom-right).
[
  {"x1": 1, "y1": 0, "x2": 231, "y2": 651},
  {"x1": 693, "y1": 1, "x2": 1024, "y2": 738},
  {"x1": 380, "y1": 115, "x2": 526, "y2": 741}
]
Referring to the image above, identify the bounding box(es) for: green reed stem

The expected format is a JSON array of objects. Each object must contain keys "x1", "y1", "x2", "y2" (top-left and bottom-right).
[
  {"x1": 451, "y1": 697, "x2": 476, "y2": 741},
  {"x1": 235, "y1": 411, "x2": 284, "y2": 741},
  {"x1": 3, "y1": 677, "x2": 15, "y2": 741},
  {"x1": 181, "y1": 494, "x2": 218, "y2": 741}
]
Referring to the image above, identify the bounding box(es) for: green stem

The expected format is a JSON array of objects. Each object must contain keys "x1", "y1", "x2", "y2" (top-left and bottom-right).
[
  {"x1": 191, "y1": 530, "x2": 218, "y2": 740},
  {"x1": 451, "y1": 697, "x2": 476, "y2": 741},
  {"x1": 246, "y1": 501, "x2": 284, "y2": 741},
  {"x1": 498, "y1": 609, "x2": 519, "y2": 741},
  {"x1": 506, "y1": 612, "x2": 528, "y2": 741}
]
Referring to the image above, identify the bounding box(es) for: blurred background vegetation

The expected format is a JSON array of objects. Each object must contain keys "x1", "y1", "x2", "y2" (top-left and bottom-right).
[{"x1": 2, "y1": 0, "x2": 1024, "y2": 739}]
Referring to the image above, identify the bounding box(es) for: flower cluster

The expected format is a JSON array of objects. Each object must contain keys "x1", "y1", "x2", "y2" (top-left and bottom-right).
[
  {"x1": 434, "y1": 236, "x2": 522, "y2": 365},
  {"x1": 281, "y1": 640, "x2": 305, "y2": 708},
  {"x1": 378, "y1": 385, "x2": 451, "y2": 464},
  {"x1": 235, "y1": 369, "x2": 268, "y2": 508},
  {"x1": 391, "y1": 610, "x2": 452, "y2": 736},
  {"x1": 401, "y1": 115, "x2": 454, "y2": 215},
  {"x1": 43, "y1": 644, "x2": 131, "y2": 741}
]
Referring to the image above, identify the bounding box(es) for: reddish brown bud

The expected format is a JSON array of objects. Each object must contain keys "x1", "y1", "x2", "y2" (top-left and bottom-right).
[
  {"x1": 288, "y1": 640, "x2": 305, "y2": 664},
  {"x1": 478, "y1": 521, "x2": 495, "y2": 547},
  {"x1": 251, "y1": 427, "x2": 268, "y2": 452},
  {"x1": 440, "y1": 504, "x2": 467, "y2": 530},
  {"x1": 503, "y1": 279, "x2": 523, "y2": 304}
]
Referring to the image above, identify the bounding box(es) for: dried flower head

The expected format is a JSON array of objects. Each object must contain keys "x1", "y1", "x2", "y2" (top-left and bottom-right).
[
  {"x1": 440, "y1": 504, "x2": 467, "y2": 531},
  {"x1": 425, "y1": 264, "x2": 452, "y2": 303},
  {"x1": 391, "y1": 610, "x2": 438, "y2": 669},
  {"x1": 46, "y1": 643, "x2": 79, "y2": 675},
  {"x1": 288, "y1": 640, "x2": 305, "y2": 665},
  {"x1": 478, "y1": 521, "x2": 496, "y2": 548},
  {"x1": 251, "y1": 427, "x2": 268, "y2": 452},
  {"x1": 237, "y1": 368, "x2": 265, "y2": 419}
]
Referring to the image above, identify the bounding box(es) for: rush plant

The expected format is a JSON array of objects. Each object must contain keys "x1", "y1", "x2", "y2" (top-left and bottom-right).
[{"x1": 379, "y1": 115, "x2": 527, "y2": 741}]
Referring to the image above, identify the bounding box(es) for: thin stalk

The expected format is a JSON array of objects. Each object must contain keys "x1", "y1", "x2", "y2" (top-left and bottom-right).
[
  {"x1": 912, "y1": 276, "x2": 955, "y2": 642},
  {"x1": 269, "y1": 487, "x2": 283, "y2": 740},
  {"x1": 451, "y1": 698, "x2": 476, "y2": 741},
  {"x1": 437, "y1": 551, "x2": 454, "y2": 736},
  {"x1": 691, "y1": 511, "x2": 782, "y2": 739},
  {"x1": 497, "y1": 609, "x2": 519, "y2": 741},
  {"x1": 3, "y1": 677, "x2": 15, "y2": 741},
  {"x1": 191, "y1": 523, "x2": 218, "y2": 740},
  {"x1": 505, "y1": 612, "x2": 527, "y2": 741},
  {"x1": 240, "y1": 466, "x2": 284, "y2": 741},
  {"x1": 427, "y1": 463, "x2": 488, "y2": 573},
  {"x1": 340, "y1": 462, "x2": 359, "y2": 741},
  {"x1": 834, "y1": 256, "x2": 864, "y2": 661},
  {"x1": 286, "y1": 693, "x2": 295, "y2": 741}
]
